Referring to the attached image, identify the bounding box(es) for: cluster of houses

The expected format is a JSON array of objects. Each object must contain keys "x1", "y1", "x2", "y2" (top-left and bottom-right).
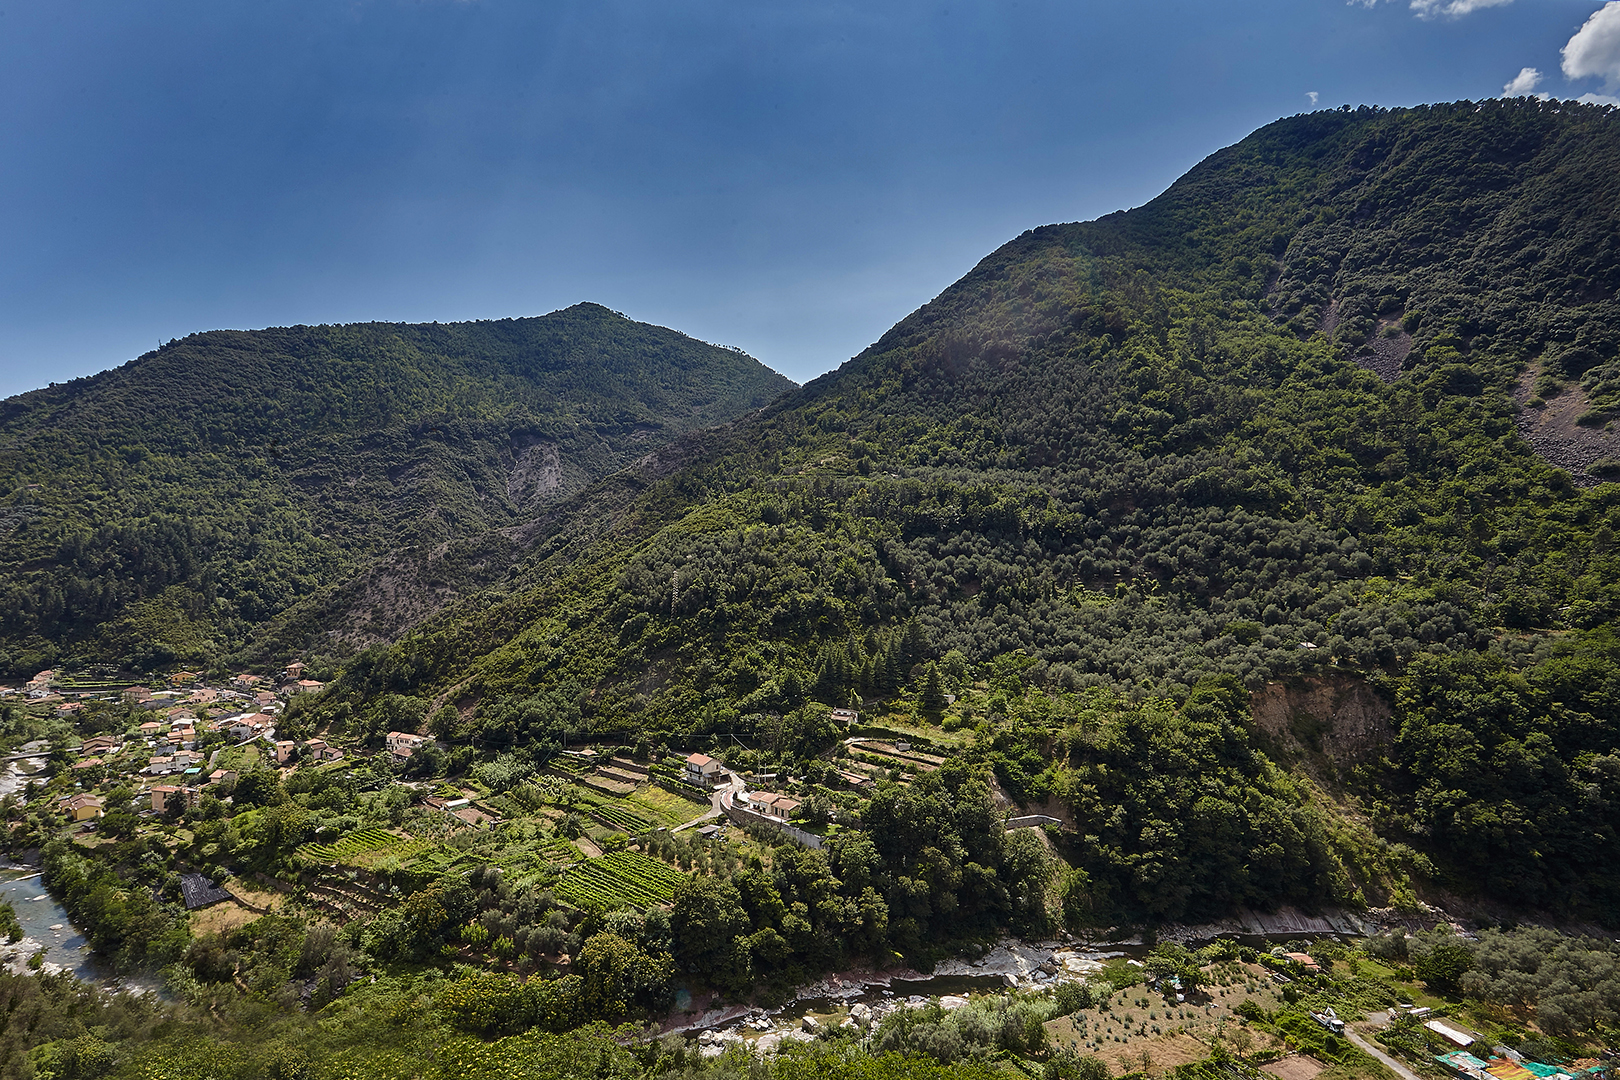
[
  {"x1": 33, "y1": 661, "x2": 340, "y2": 824},
  {"x1": 683, "y1": 752, "x2": 804, "y2": 823},
  {"x1": 0, "y1": 662, "x2": 322, "y2": 711},
  {"x1": 53, "y1": 724, "x2": 432, "y2": 826},
  {"x1": 146, "y1": 749, "x2": 205, "y2": 776},
  {"x1": 6, "y1": 669, "x2": 64, "y2": 701}
]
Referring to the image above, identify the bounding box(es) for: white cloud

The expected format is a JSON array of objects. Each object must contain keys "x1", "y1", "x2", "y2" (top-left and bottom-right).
[
  {"x1": 1307, "y1": 91, "x2": 1320, "y2": 106},
  {"x1": 1501, "y1": 67, "x2": 1546, "y2": 97},
  {"x1": 1575, "y1": 91, "x2": 1620, "y2": 105},
  {"x1": 1409, "y1": 0, "x2": 1513, "y2": 19},
  {"x1": 1348, "y1": 0, "x2": 1514, "y2": 19},
  {"x1": 1562, "y1": 2, "x2": 1620, "y2": 86}
]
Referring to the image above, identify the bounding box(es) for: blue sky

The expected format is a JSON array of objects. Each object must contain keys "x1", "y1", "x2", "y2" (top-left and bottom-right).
[{"x1": 3, "y1": 0, "x2": 1619, "y2": 397}]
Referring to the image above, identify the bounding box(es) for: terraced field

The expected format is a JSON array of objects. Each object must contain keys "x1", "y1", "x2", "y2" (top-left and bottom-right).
[
  {"x1": 547, "y1": 755, "x2": 595, "y2": 776},
  {"x1": 297, "y1": 827, "x2": 438, "y2": 869},
  {"x1": 537, "y1": 838, "x2": 583, "y2": 866},
  {"x1": 586, "y1": 804, "x2": 655, "y2": 833},
  {"x1": 553, "y1": 851, "x2": 687, "y2": 909},
  {"x1": 623, "y1": 785, "x2": 709, "y2": 826}
]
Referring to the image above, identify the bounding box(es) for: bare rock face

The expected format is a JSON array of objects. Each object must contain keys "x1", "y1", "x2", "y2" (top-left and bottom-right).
[
  {"x1": 1249, "y1": 675, "x2": 1394, "y2": 776},
  {"x1": 1348, "y1": 318, "x2": 1414, "y2": 384},
  {"x1": 507, "y1": 439, "x2": 564, "y2": 506},
  {"x1": 1512, "y1": 368, "x2": 1620, "y2": 488}
]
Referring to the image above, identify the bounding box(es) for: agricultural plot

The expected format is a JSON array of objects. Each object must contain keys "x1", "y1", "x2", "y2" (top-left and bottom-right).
[
  {"x1": 513, "y1": 776, "x2": 575, "y2": 802},
  {"x1": 585, "y1": 804, "x2": 655, "y2": 833},
  {"x1": 623, "y1": 786, "x2": 710, "y2": 826},
  {"x1": 346, "y1": 838, "x2": 437, "y2": 869},
  {"x1": 297, "y1": 827, "x2": 437, "y2": 868},
  {"x1": 580, "y1": 774, "x2": 637, "y2": 796},
  {"x1": 553, "y1": 851, "x2": 687, "y2": 909},
  {"x1": 297, "y1": 827, "x2": 397, "y2": 863},
  {"x1": 537, "y1": 838, "x2": 582, "y2": 866}
]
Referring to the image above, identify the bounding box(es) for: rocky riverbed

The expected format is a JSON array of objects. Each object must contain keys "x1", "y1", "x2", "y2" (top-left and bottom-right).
[{"x1": 666, "y1": 938, "x2": 1135, "y2": 1055}]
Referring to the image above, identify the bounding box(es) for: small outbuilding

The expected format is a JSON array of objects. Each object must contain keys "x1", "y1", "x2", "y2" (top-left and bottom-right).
[{"x1": 178, "y1": 873, "x2": 233, "y2": 910}]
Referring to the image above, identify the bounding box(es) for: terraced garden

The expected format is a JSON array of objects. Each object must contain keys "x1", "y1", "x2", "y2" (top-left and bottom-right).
[
  {"x1": 537, "y1": 838, "x2": 583, "y2": 866},
  {"x1": 553, "y1": 851, "x2": 687, "y2": 909},
  {"x1": 581, "y1": 774, "x2": 637, "y2": 796},
  {"x1": 546, "y1": 754, "x2": 595, "y2": 776},
  {"x1": 622, "y1": 785, "x2": 709, "y2": 825},
  {"x1": 297, "y1": 827, "x2": 437, "y2": 869},
  {"x1": 586, "y1": 804, "x2": 655, "y2": 833}
]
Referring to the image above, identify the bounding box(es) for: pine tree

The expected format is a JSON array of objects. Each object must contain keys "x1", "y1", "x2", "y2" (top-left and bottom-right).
[
  {"x1": 900, "y1": 618, "x2": 927, "y2": 668},
  {"x1": 920, "y1": 662, "x2": 947, "y2": 720},
  {"x1": 812, "y1": 658, "x2": 840, "y2": 705}
]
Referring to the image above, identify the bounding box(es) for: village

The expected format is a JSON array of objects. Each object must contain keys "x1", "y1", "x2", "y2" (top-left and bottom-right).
[
  {"x1": 3, "y1": 667, "x2": 1616, "y2": 1080},
  {"x1": 4, "y1": 662, "x2": 336, "y2": 824},
  {"x1": 0, "y1": 662, "x2": 936, "y2": 852},
  {"x1": 0, "y1": 664, "x2": 920, "y2": 934}
]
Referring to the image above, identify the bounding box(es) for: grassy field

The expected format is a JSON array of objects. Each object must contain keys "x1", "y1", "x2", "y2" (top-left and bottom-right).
[
  {"x1": 215, "y1": 744, "x2": 260, "y2": 771},
  {"x1": 622, "y1": 785, "x2": 709, "y2": 827}
]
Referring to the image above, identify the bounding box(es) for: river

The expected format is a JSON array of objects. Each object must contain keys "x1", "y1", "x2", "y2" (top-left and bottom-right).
[{"x1": 0, "y1": 866, "x2": 161, "y2": 994}]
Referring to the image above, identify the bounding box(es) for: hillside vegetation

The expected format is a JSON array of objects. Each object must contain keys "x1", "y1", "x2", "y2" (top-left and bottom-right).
[
  {"x1": 315, "y1": 100, "x2": 1620, "y2": 922},
  {"x1": 9, "y1": 98, "x2": 1620, "y2": 1080},
  {"x1": 0, "y1": 304, "x2": 792, "y2": 674}
]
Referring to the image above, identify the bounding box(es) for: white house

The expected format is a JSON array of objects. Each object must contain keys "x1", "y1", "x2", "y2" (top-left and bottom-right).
[
  {"x1": 743, "y1": 791, "x2": 801, "y2": 820},
  {"x1": 684, "y1": 752, "x2": 725, "y2": 787},
  {"x1": 387, "y1": 731, "x2": 428, "y2": 761},
  {"x1": 225, "y1": 713, "x2": 274, "y2": 740}
]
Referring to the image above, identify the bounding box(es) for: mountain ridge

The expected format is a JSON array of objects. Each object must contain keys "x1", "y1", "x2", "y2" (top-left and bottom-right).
[
  {"x1": 314, "y1": 99, "x2": 1620, "y2": 923},
  {"x1": 0, "y1": 302, "x2": 794, "y2": 675}
]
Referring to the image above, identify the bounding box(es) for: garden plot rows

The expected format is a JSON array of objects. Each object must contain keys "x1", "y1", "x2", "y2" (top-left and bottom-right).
[
  {"x1": 537, "y1": 838, "x2": 583, "y2": 866},
  {"x1": 553, "y1": 851, "x2": 687, "y2": 909},
  {"x1": 586, "y1": 804, "x2": 655, "y2": 833},
  {"x1": 297, "y1": 827, "x2": 435, "y2": 868}
]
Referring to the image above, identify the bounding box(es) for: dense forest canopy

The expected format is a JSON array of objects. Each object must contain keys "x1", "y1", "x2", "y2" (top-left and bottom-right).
[
  {"x1": 311, "y1": 99, "x2": 1620, "y2": 920},
  {"x1": 0, "y1": 305, "x2": 792, "y2": 675}
]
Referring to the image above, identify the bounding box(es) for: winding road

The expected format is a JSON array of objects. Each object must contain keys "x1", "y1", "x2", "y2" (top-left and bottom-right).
[{"x1": 671, "y1": 773, "x2": 745, "y2": 833}]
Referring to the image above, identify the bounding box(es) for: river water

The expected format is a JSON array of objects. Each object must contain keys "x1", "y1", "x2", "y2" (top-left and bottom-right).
[
  {"x1": 0, "y1": 865, "x2": 99, "y2": 980},
  {"x1": 0, "y1": 742, "x2": 48, "y2": 800},
  {"x1": 0, "y1": 866, "x2": 162, "y2": 994}
]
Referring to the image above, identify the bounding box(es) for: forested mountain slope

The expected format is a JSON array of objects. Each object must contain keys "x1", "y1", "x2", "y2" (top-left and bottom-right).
[
  {"x1": 323, "y1": 100, "x2": 1620, "y2": 923},
  {"x1": 0, "y1": 305, "x2": 793, "y2": 675}
]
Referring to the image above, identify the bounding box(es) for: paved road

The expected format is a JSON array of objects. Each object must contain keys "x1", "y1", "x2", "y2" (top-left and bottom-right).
[
  {"x1": 1344, "y1": 1026, "x2": 1424, "y2": 1080},
  {"x1": 672, "y1": 773, "x2": 744, "y2": 833}
]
